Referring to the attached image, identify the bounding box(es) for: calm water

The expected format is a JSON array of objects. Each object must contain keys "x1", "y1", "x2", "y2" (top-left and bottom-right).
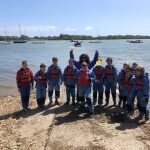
[{"x1": 0, "y1": 40, "x2": 150, "y2": 95}]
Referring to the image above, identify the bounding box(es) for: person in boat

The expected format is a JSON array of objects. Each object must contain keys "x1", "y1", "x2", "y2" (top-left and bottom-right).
[
  {"x1": 47, "y1": 57, "x2": 62, "y2": 106},
  {"x1": 77, "y1": 62, "x2": 95, "y2": 117},
  {"x1": 34, "y1": 63, "x2": 47, "y2": 108},
  {"x1": 118, "y1": 63, "x2": 130, "y2": 108},
  {"x1": 92, "y1": 58, "x2": 105, "y2": 106},
  {"x1": 104, "y1": 57, "x2": 117, "y2": 106},
  {"x1": 133, "y1": 66, "x2": 149, "y2": 123},
  {"x1": 70, "y1": 49, "x2": 99, "y2": 70},
  {"x1": 63, "y1": 59, "x2": 78, "y2": 105},
  {"x1": 16, "y1": 60, "x2": 34, "y2": 111}
]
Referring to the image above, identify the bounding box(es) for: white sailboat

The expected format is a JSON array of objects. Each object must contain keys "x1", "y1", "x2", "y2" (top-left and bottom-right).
[
  {"x1": 0, "y1": 41, "x2": 11, "y2": 44},
  {"x1": 13, "y1": 24, "x2": 27, "y2": 43},
  {"x1": 0, "y1": 30, "x2": 11, "y2": 44},
  {"x1": 32, "y1": 29, "x2": 45, "y2": 44},
  {"x1": 31, "y1": 41, "x2": 45, "y2": 44},
  {"x1": 89, "y1": 26, "x2": 101, "y2": 43}
]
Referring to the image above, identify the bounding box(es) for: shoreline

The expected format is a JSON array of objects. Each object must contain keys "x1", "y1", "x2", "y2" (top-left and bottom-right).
[{"x1": 0, "y1": 86, "x2": 18, "y2": 97}]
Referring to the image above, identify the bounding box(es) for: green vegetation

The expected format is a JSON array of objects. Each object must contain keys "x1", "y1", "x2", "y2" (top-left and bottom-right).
[{"x1": 0, "y1": 34, "x2": 150, "y2": 41}]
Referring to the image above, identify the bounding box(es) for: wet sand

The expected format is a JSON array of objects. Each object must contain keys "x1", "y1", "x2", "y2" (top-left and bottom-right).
[{"x1": 0, "y1": 86, "x2": 18, "y2": 97}]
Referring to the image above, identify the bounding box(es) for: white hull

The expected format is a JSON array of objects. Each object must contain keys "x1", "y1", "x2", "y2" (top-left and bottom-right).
[
  {"x1": 32, "y1": 41, "x2": 45, "y2": 44},
  {"x1": 0, "y1": 41, "x2": 11, "y2": 44}
]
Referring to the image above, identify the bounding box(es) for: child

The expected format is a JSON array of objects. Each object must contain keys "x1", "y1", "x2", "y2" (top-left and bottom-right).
[
  {"x1": 77, "y1": 62, "x2": 95, "y2": 116},
  {"x1": 104, "y1": 57, "x2": 117, "y2": 106},
  {"x1": 92, "y1": 58, "x2": 104, "y2": 106},
  {"x1": 131, "y1": 62, "x2": 138, "y2": 109},
  {"x1": 134, "y1": 66, "x2": 149, "y2": 122},
  {"x1": 70, "y1": 49, "x2": 99, "y2": 103},
  {"x1": 131, "y1": 62, "x2": 138, "y2": 75},
  {"x1": 34, "y1": 63, "x2": 47, "y2": 108},
  {"x1": 63, "y1": 59, "x2": 78, "y2": 105},
  {"x1": 16, "y1": 60, "x2": 34, "y2": 111},
  {"x1": 47, "y1": 57, "x2": 62, "y2": 105},
  {"x1": 124, "y1": 67, "x2": 136, "y2": 118},
  {"x1": 118, "y1": 63, "x2": 130, "y2": 108}
]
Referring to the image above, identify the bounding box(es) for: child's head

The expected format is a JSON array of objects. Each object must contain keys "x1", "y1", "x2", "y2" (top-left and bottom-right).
[
  {"x1": 106, "y1": 57, "x2": 113, "y2": 65},
  {"x1": 79, "y1": 54, "x2": 89, "y2": 64},
  {"x1": 123, "y1": 63, "x2": 130, "y2": 71},
  {"x1": 22, "y1": 60, "x2": 28, "y2": 69},
  {"x1": 52, "y1": 57, "x2": 58, "y2": 65},
  {"x1": 40, "y1": 63, "x2": 46, "y2": 72},
  {"x1": 132, "y1": 62, "x2": 138, "y2": 70},
  {"x1": 96, "y1": 58, "x2": 102, "y2": 66},
  {"x1": 68, "y1": 59, "x2": 74, "y2": 66},
  {"x1": 81, "y1": 62, "x2": 88, "y2": 71},
  {"x1": 126, "y1": 67, "x2": 132, "y2": 77},
  {"x1": 136, "y1": 66, "x2": 145, "y2": 76}
]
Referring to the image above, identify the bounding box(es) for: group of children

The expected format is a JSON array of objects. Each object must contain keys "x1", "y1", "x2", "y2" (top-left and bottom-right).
[{"x1": 16, "y1": 50, "x2": 149, "y2": 122}]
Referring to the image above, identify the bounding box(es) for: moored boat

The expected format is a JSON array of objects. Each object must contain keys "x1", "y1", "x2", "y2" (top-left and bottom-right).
[
  {"x1": 31, "y1": 41, "x2": 45, "y2": 44},
  {"x1": 127, "y1": 40, "x2": 143, "y2": 43}
]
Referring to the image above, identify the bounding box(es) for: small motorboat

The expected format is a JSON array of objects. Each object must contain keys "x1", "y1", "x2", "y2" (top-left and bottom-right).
[
  {"x1": 127, "y1": 40, "x2": 143, "y2": 43},
  {"x1": 74, "y1": 41, "x2": 81, "y2": 47}
]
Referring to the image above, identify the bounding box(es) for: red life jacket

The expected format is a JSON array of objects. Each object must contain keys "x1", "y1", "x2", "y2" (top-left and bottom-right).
[
  {"x1": 20, "y1": 68, "x2": 31, "y2": 84},
  {"x1": 37, "y1": 71, "x2": 47, "y2": 84},
  {"x1": 105, "y1": 66, "x2": 114, "y2": 79},
  {"x1": 65, "y1": 66, "x2": 76, "y2": 79},
  {"x1": 49, "y1": 66, "x2": 60, "y2": 78},
  {"x1": 77, "y1": 70, "x2": 90, "y2": 86},
  {"x1": 124, "y1": 77, "x2": 132, "y2": 88},
  {"x1": 136, "y1": 77, "x2": 143, "y2": 89},
  {"x1": 95, "y1": 66, "x2": 104, "y2": 79}
]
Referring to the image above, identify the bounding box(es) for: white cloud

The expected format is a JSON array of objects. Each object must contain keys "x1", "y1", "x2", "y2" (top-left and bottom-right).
[
  {"x1": 65, "y1": 27, "x2": 77, "y2": 32},
  {"x1": 85, "y1": 26, "x2": 93, "y2": 31},
  {"x1": 0, "y1": 25, "x2": 57, "y2": 36}
]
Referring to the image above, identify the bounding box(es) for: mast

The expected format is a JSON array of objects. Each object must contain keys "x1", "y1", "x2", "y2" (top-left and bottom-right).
[
  {"x1": 19, "y1": 24, "x2": 22, "y2": 37},
  {"x1": 97, "y1": 25, "x2": 99, "y2": 39}
]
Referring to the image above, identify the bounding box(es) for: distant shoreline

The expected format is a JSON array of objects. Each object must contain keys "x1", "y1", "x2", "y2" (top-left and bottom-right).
[{"x1": 1, "y1": 34, "x2": 150, "y2": 41}]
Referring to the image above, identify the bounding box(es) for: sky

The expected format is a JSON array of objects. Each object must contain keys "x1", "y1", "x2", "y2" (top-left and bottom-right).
[{"x1": 0, "y1": 0, "x2": 150, "y2": 36}]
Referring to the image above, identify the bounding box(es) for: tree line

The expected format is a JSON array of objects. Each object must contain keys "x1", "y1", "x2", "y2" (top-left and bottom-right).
[{"x1": 0, "y1": 34, "x2": 150, "y2": 41}]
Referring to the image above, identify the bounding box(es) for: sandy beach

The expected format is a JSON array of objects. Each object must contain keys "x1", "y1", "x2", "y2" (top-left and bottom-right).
[{"x1": 0, "y1": 86, "x2": 150, "y2": 150}]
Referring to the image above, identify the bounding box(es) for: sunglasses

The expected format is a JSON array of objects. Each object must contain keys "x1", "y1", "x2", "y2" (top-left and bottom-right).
[{"x1": 82, "y1": 65, "x2": 87, "y2": 67}]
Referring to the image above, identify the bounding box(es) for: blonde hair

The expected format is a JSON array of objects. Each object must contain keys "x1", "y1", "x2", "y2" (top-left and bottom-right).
[
  {"x1": 136, "y1": 66, "x2": 145, "y2": 73},
  {"x1": 123, "y1": 63, "x2": 130, "y2": 68}
]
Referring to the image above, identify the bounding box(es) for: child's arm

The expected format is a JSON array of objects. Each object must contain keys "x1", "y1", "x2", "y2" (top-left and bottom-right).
[
  {"x1": 30, "y1": 70, "x2": 34, "y2": 88},
  {"x1": 70, "y1": 50, "x2": 80, "y2": 69},
  {"x1": 62, "y1": 68, "x2": 66, "y2": 84},
  {"x1": 59, "y1": 67, "x2": 63, "y2": 83},
  {"x1": 89, "y1": 70, "x2": 96, "y2": 83},
  {"x1": 113, "y1": 67, "x2": 118, "y2": 83},
  {"x1": 143, "y1": 74, "x2": 149, "y2": 98},
  {"x1": 47, "y1": 67, "x2": 51, "y2": 81},
  {"x1": 34, "y1": 72, "x2": 39, "y2": 81}
]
